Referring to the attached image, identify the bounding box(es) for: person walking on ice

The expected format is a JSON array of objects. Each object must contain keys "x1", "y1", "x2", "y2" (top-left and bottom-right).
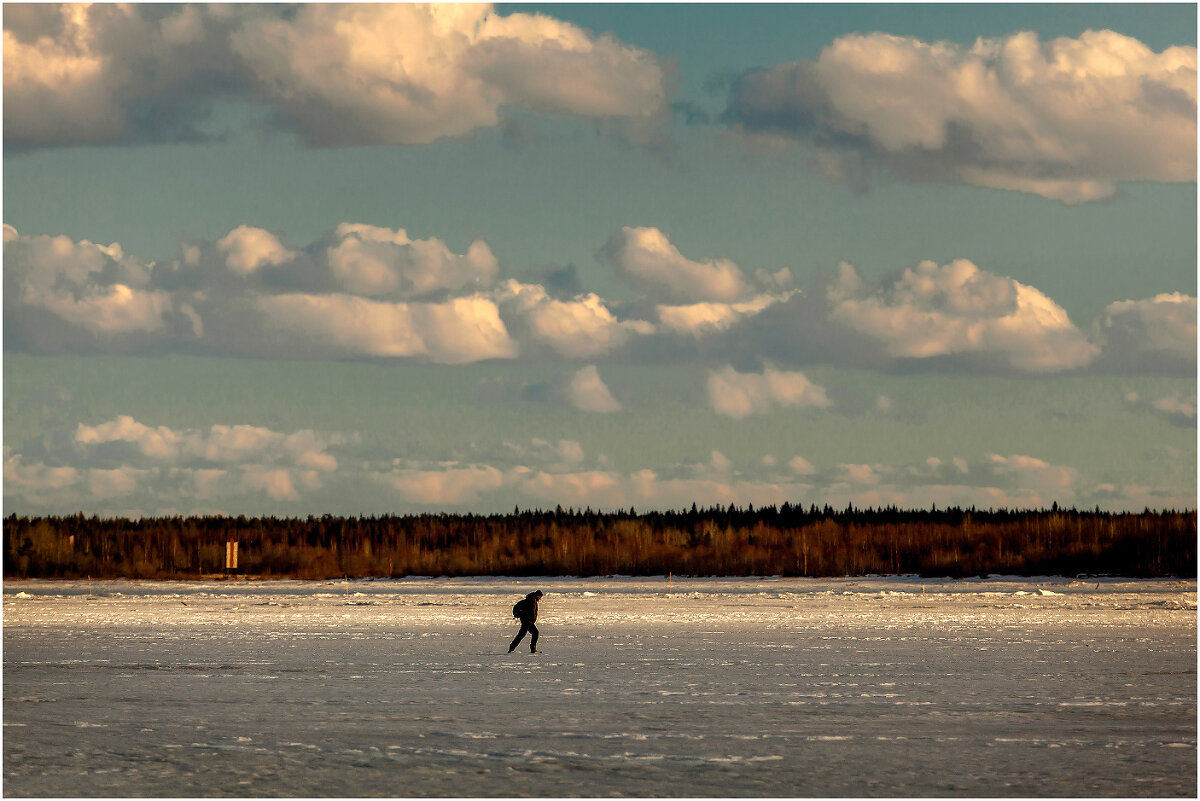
[{"x1": 509, "y1": 590, "x2": 543, "y2": 653}]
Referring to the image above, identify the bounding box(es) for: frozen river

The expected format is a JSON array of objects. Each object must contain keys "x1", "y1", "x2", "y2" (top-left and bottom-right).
[{"x1": 3, "y1": 576, "x2": 1196, "y2": 796}]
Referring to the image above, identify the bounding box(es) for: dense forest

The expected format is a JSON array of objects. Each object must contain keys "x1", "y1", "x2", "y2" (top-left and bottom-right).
[{"x1": 4, "y1": 505, "x2": 1194, "y2": 580}]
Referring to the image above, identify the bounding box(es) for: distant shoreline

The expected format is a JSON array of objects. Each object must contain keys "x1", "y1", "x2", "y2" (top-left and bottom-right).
[{"x1": 6, "y1": 506, "x2": 1194, "y2": 581}]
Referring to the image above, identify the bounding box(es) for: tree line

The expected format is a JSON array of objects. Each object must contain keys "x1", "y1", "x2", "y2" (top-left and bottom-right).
[{"x1": 4, "y1": 504, "x2": 1195, "y2": 580}]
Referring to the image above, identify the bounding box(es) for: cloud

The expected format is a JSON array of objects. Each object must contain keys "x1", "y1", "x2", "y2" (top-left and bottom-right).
[
  {"x1": 601, "y1": 226, "x2": 754, "y2": 302},
  {"x1": 258, "y1": 293, "x2": 517, "y2": 363},
  {"x1": 364, "y1": 448, "x2": 1097, "y2": 512},
  {"x1": 2, "y1": 227, "x2": 183, "y2": 348},
  {"x1": 724, "y1": 29, "x2": 1196, "y2": 201},
  {"x1": 382, "y1": 464, "x2": 509, "y2": 505},
  {"x1": 788, "y1": 456, "x2": 817, "y2": 476},
  {"x1": 324, "y1": 223, "x2": 498, "y2": 299},
  {"x1": 1092, "y1": 293, "x2": 1197, "y2": 374},
  {"x1": 242, "y1": 468, "x2": 299, "y2": 502},
  {"x1": 656, "y1": 294, "x2": 784, "y2": 337},
  {"x1": 3, "y1": 452, "x2": 79, "y2": 494},
  {"x1": 816, "y1": 452, "x2": 1083, "y2": 510},
  {"x1": 827, "y1": 259, "x2": 1099, "y2": 372},
  {"x1": 217, "y1": 226, "x2": 294, "y2": 276},
  {"x1": 4, "y1": 4, "x2": 669, "y2": 149},
  {"x1": 707, "y1": 365, "x2": 831, "y2": 418},
  {"x1": 7, "y1": 416, "x2": 347, "y2": 511},
  {"x1": 87, "y1": 467, "x2": 144, "y2": 498},
  {"x1": 4, "y1": 224, "x2": 1192, "y2": 377},
  {"x1": 3, "y1": 4, "x2": 247, "y2": 148},
  {"x1": 495, "y1": 280, "x2": 653, "y2": 357},
  {"x1": 70, "y1": 416, "x2": 345, "y2": 472},
  {"x1": 75, "y1": 416, "x2": 180, "y2": 460},
  {"x1": 1125, "y1": 391, "x2": 1197, "y2": 427},
  {"x1": 566, "y1": 365, "x2": 622, "y2": 413}
]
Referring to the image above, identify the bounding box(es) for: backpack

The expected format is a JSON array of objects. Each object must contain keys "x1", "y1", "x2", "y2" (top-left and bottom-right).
[{"x1": 512, "y1": 599, "x2": 526, "y2": 618}]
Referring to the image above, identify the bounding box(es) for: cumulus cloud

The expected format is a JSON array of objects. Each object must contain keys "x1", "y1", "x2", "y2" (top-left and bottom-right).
[
  {"x1": 813, "y1": 452, "x2": 1084, "y2": 510},
  {"x1": 827, "y1": 259, "x2": 1099, "y2": 372},
  {"x1": 382, "y1": 464, "x2": 510, "y2": 505},
  {"x1": 495, "y1": 280, "x2": 653, "y2": 357},
  {"x1": 71, "y1": 417, "x2": 345, "y2": 474},
  {"x1": 2, "y1": 227, "x2": 184, "y2": 350},
  {"x1": 1092, "y1": 293, "x2": 1196, "y2": 374},
  {"x1": 258, "y1": 293, "x2": 517, "y2": 363},
  {"x1": 4, "y1": 4, "x2": 669, "y2": 149},
  {"x1": 4, "y1": 224, "x2": 1192, "y2": 377},
  {"x1": 725, "y1": 29, "x2": 1196, "y2": 201},
  {"x1": 76, "y1": 416, "x2": 180, "y2": 460},
  {"x1": 3, "y1": 4, "x2": 247, "y2": 148},
  {"x1": 707, "y1": 365, "x2": 831, "y2": 418},
  {"x1": 363, "y1": 448, "x2": 1125, "y2": 512},
  {"x1": 788, "y1": 456, "x2": 817, "y2": 476},
  {"x1": 566, "y1": 365, "x2": 622, "y2": 413},
  {"x1": 1, "y1": 415, "x2": 349, "y2": 510},
  {"x1": 324, "y1": 223, "x2": 498, "y2": 299},
  {"x1": 217, "y1": 226, "x2": 293, "y2": 276},
  {"x1": 601, "y1": 226, "x2": 754, "y2": 302},
  {"x1": 656, "y1": 295, "x2": 784, "y2": 337},
  {"x1": 600, "y1": 227, "x2": 797, "y2": 309},
  {"x1": 3, "y1": 452, "x2": 79, "y2": 494},
  {"x1": 1125, "y1": 391, "x2": 1197, "y2": 427}
]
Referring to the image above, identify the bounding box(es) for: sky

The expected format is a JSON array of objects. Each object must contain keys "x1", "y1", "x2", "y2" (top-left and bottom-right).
[{"x1": 2, "y1": 2, "x2": 1196, "y2": 518}]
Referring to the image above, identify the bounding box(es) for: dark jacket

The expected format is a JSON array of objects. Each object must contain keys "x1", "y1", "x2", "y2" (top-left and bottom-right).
[{"x1": 513, "y1": 592, "x2": 540, "y2": 622}]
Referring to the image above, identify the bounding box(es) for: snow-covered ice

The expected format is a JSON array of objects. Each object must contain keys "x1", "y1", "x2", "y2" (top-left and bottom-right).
[{"x1": 4, "y1": 576, "x2": 1195, "y2": 796}]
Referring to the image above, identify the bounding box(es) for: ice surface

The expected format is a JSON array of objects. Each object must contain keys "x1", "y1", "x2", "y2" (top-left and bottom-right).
[{"x1": 4, "y1": 576, "x2": 1196, "y2": 797}]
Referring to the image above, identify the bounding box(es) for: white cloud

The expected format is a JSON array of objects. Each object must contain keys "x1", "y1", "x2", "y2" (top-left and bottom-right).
[
  {"x1": 87, "y1": 467, "x2": 143, "y2": 498},
  {"x1": 258, "y1": 292, "x2": 517, "y2": 363},
  {"x1": 242, "y1": 468, "x2": 299, "y2": 501},
  {"x1": 496, "y1": 280, "x2": 652, "y2": 357},
  {"x1": 217, "y1": 226, "x2": 293, "y2": 275},
  {"x1": 325, "y1": 223, "x2": 498, "y2": 298},
  {"x1": 656, "y1": 294, "x2": 783, "y2": 336},
  {"x1": 4, "y1": 227, "x2": 174, "y2": 337},
  {"x1": 727, "y1": 30, "x2": 1196, "y2": 201},
  {"x1": 1151, "y1": 396, "x2": 1196, "y2": 421},
  {"x1": 788, "y1": 456, "x2": 817, "y2": 476},
  {"x1": 1125, "y1": 391, "x2": 1197, "y2": 427},
  {"x1": 828, "y1": 259, "x2": 1099, "y2": 372},
  {"x1": 1093, "y1": 293, "x2": 1197, "y2": 373},
  {"x1": 567, "y1": 365, "x2": 622, "y2": 413},
  {"x1": 189, "y1": 469, "x2": 229, "y2": 500},
  {"x1": 76, "y1": 416, "x2": 180, "y2": 459},
  {"x1": 383, "y1": 465, "x2": 509, "y2": 505},
  {"x1": 707, "y1": 365, "x2": 831, "y2": 419},
  {"x1": 530, "y1": 438, "x2": 586, "y2": 467},
  {"x1": 25, "y1": 283, "x2": 173, "y2": 335},
  {"x1": 4, "y1": 4, "x2": 669, "y2": 149},
  {"x1": 74, "y1": 417, "x2": 346, "y2": 471},
  {"x1": 601, "y1": 226, "x2": 752, "y2": 302},
  {"x1": 985, "y1": 453, "x2": 1077, "y2": 490},
  {"x1": 234, "y1": 4, "x2": 668, "y2": 146},
  {"x1": 5, "y1": 224, "x2": 1190, "y2": 380},
  {"x1": 55, "y1": 416, "x2": 346, "y2": 505},
  {"x1": 3, "y1": 453, "x2": 78, "y2": 492}
]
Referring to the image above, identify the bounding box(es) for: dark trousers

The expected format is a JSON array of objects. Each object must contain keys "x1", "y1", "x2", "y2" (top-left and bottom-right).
[{"x1": 509, "y1": 619, "x2": 538, "y2": 652}]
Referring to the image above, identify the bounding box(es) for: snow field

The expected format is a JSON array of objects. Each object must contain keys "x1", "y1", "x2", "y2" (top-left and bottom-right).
[{"x1": 4, "y1": 576, "x2": 1196, "y2": 796}]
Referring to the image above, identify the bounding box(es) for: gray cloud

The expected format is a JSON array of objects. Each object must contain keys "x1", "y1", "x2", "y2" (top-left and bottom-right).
[{"x1": 1092, "y1": 293, "x2": 1197, "y2": 375}]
